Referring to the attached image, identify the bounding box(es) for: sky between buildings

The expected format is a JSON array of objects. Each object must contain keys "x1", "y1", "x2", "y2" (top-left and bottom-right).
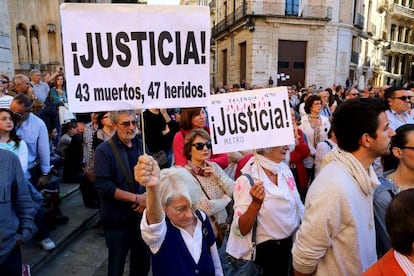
[{"x1": 147, "y1": 0, "x2": 179, "y2": 5}]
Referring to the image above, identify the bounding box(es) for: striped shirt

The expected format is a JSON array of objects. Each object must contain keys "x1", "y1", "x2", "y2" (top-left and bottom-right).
[{"x1": 395, "y1": 250, "x2": 414, "y2": 276}]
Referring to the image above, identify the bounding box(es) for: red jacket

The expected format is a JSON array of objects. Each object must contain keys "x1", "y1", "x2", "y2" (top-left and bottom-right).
[
  {"x1": 289, "y1": 129, "x2": 310, "y2": 191},
  {"x1": 363, "y1": 250, "x2": 406, "y2": 276}
]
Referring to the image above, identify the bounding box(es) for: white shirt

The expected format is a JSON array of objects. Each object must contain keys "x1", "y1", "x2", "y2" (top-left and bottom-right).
[
  {"x1": 315, "y1": 139, "x2": 337, "y2": 177},
  {"x1": 0, "y1": 94, "x2": 13, "y2": 108},
  {"x1": 226, "y1": 158, "x2": 304, "y2": 260},
  {"x1": 141, "y1": 210, "x2": 223, "y2": 275},
  {"x1": 386, "y1": 109, "x2": 414, "y2": 130},
  {"x1": 394, "y1": 250, "x2": 414, "y2": 276}
]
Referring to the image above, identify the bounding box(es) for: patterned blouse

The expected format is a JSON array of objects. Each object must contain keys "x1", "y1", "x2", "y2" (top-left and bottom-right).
[{"x1": 185, "y1": 161, "x2": 234, "y2": 225}]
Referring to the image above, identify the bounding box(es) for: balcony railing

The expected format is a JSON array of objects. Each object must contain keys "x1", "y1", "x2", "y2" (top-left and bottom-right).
[
  {"x1": 353, "y1": 13, "x2": 364, "y2": 29},
  {"x1": 389, "y1": 41, "x2": 414, "y2": 55},
  {"x1": 351, "y1": 51, "x2": 359, "y2": 64},
  {"x1": 212, "y1": 2, "x2": 332, "y2": 37},
  {"x1": 389, "y1": 3, "x2": 414, "y2": 21}
]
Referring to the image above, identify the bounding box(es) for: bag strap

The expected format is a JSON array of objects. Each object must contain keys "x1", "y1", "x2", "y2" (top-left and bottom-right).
[
  {"x1": 195, "y1": 209, "x2": 211, "y2": 256},
  {"x1": 190, "y1": 171, "x2": 211, "y2": 200},
  {"x1": 324, "y1": 140, "x2": 333, "y2": 149},
  {"x1": 242, "y1": 173, "x2": 258, "y2": 261},
  {"x1": 108, "y1": 138, "x2": 136, "y2": 193}
]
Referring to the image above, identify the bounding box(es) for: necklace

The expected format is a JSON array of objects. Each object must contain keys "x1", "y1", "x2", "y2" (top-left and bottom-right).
[
  {"x1": 387, "y1": 174, "x2": 401, "y2": 193},
  {"x1": 309, "y1": 114, "x2": 320, "y2": 119}
]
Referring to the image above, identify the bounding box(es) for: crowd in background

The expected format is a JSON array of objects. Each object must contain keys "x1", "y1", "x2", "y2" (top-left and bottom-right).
[{"x1": 2, "y1": 66, "x2": 414, "y2": 275}]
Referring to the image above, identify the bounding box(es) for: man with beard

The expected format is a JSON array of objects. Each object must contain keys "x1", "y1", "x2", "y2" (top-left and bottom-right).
[{"x1": 292, "y1": 98, "x2": 395, "y2": 275}]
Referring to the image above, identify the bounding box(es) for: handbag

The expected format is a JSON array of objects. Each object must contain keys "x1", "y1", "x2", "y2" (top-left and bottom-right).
[
  {"x1": 58, "y1": 104, "x2": 76, "y2": 125},
  {"x1": 189, "y1": 169, "x2": 228, "y2": 246},
  {"x1": 219, "y1": 174, "x2": 262, "y2": 276},
  {"x1": 152, "y1": 150, "x2": 169, "y2": 168}
]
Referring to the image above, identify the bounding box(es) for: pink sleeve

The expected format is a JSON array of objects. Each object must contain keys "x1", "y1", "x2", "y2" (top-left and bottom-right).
[{"x1": 173, "y1": 131, "x2": 187, "y2": 166}]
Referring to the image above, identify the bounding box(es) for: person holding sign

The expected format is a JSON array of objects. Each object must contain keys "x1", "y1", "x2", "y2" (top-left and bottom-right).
[
  {"x1": 136, "y1": 155, "x2": 223, "y2": 276},
  {"x1": 183, "y1": 128, "x2": 234, "y2": 245},
  {"x1": 225, "y1": 146, "x2": 304, "y2": 276},
  {"x1": 173, "y1": 107, "x2": 228, "y2": 169},
  {"x1": 94, "y1": 110, "x2": 150, "y2": 276}
]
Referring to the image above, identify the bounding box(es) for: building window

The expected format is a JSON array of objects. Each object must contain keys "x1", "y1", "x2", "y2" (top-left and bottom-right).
[
  {"x1": 394, "y1": 56, "x2": 400, "y2": 74},
  {"x1": 239, "y1": 42, "x2": 246, "y2": 84},
  {"x1": 405, "y1": 29, "x2": 410, "y2": 43},
  {"x1": 401, "y1": 56, "x2": 407, "y2": 76},
  {"x1": 294, "y1": 62, "x2": 305, "y2": 69},
  {"x1": 285, "y1": 0, "x2": 299, "y2": 16},
  {"x1": 390, "y1": 24, "x2": 396, "y2": 41},
  {"x1": 398, "y1": 26, "x2": 403, "y2": 42},
  {"x1": 387, "y1": 55, "x2": 392, "y2": 72},
  {"x1": 278, "y1": 61, "x2": 289, "y2": 68},
  {"x1": 222, "y1": 49, "x2": 227, "y2": 86}
]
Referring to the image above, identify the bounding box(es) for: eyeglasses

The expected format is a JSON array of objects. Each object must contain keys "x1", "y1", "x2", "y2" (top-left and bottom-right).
[
  {"x1": 192, "y1": 141, "x2": 212, "y2": 150},
  {"x1": 400, "y1": 146, "x2": 414, "y2": 150},
  {"x1": 349, "y1": 93, "x2": 359, "y2": 96},
  {"x1": 9, "y1": 109, "x2": 24, "y2": 119},
  {"x1": 392, "y1": 96, "x2": 411, "y2": 101},
  {"x1": 118, "y1": 120, "x2": 137, "y2": 127}
]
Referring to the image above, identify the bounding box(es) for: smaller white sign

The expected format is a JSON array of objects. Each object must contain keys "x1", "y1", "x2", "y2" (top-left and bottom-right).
[{"x1": 208, "y1": 87, "x2": 294, "y2": 154}]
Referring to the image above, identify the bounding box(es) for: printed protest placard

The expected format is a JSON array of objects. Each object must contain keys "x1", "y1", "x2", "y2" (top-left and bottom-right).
[
  {"x1": 60, "y1": 4, "x2": 210, "y2": 112},
  {"x1": 208, "y1": 87, "x2": 294, "y2": 154}
]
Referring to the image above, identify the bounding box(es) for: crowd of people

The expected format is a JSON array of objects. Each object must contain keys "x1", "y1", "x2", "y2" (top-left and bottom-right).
[{"x1": 1, "y1": 66, "x2": 414, "y2": 276}]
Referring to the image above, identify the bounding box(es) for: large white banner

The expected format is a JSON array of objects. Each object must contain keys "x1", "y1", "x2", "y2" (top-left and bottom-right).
[
  {"x1": 60, "y1": 4, "x2": 210, "y2": 112},
  {"x1": 208, "y1": 87, "x2": 295, "y2": 154}
]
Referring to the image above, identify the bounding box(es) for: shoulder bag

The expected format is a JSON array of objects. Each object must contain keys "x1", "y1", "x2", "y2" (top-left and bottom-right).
[{"x1": 219, "y1": 173, "x2": 262, "y2": 276}]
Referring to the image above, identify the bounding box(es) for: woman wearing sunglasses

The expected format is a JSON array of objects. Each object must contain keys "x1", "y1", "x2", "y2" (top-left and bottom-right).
[
  {"x1": 173, "y1": 107, "x2": 228, "y2": 169},
  {"x1": 183, "y1": 128, "x2": 234, "y2": 246}
]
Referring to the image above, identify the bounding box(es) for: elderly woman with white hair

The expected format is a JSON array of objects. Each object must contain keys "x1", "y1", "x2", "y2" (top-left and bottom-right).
[
  {"x1": 225, "y1": 146, "x2": 305, "y2": 276},
  {"x1": 135, "y1": 155, "x2": 223, "y2": 276}
]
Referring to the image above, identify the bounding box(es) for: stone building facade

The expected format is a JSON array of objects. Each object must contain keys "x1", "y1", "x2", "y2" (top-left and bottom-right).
[
  {"x1": 0, "y1": 0, "x2": 13, "y2": 77},
  {"x1": 1, "y1": 0, "x2": 122, "y2": 78},
  {"x1": 210, "y1": 0, "x2": 414, "y2": 89}
]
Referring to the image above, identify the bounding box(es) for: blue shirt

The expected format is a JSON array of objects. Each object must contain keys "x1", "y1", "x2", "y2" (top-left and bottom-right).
[
  {"x1": 374, "y1": 175, "x2": 399, "y2": 257},
  {"x1": 385, "y1": 109, "x2": 414, "y2": 130},
  {"x1": 31, "y1": 81, "x2": 50, "y2": 103},
  {"x1": 16, "y1": 113, "x2": 50, "y2": 175}
]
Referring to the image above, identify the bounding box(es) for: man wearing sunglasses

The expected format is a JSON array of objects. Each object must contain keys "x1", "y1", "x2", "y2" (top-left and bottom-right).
[
  {"x1": 94, "y1": 110, "x2": 150, "y2": 276},
  {"x1": 384, "y1": 86, "x2": 414, "y2": 130}
]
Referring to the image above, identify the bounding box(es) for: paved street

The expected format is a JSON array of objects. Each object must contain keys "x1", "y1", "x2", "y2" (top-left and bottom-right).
[{"x1": 33, "y1": 226, "x2": 109, "y2": 276}]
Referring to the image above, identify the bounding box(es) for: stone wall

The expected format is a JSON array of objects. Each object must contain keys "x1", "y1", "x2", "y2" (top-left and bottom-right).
[{"x1": 0, "y1": 0, "x2": 13, "y2": 77}]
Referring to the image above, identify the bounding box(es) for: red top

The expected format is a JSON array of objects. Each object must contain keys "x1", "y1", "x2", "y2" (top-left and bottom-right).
[
  {"x1": 363, "y1": 250, "x2": 406, "y2": 276},
  {"x1": 172, "y1": 127, "x2": 228, "y2": 169}
]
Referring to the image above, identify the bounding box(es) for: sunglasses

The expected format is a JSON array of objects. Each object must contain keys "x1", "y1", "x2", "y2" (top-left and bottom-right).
[
  {"x1": 392, "y1": 96, "x2": 411, "y2": 101},
  {"x1": 9, "y1": 109, "x2": 24, "y2": 119},
  {"x1": 118, "y1": 120, "x2": 137, "y2": 127},
  {"x1": 192, "y1": 141, "x2": 212, "y2": 150},
  {"x1": 349, "y1": 93, "x2": 359, "y2": 96}
]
